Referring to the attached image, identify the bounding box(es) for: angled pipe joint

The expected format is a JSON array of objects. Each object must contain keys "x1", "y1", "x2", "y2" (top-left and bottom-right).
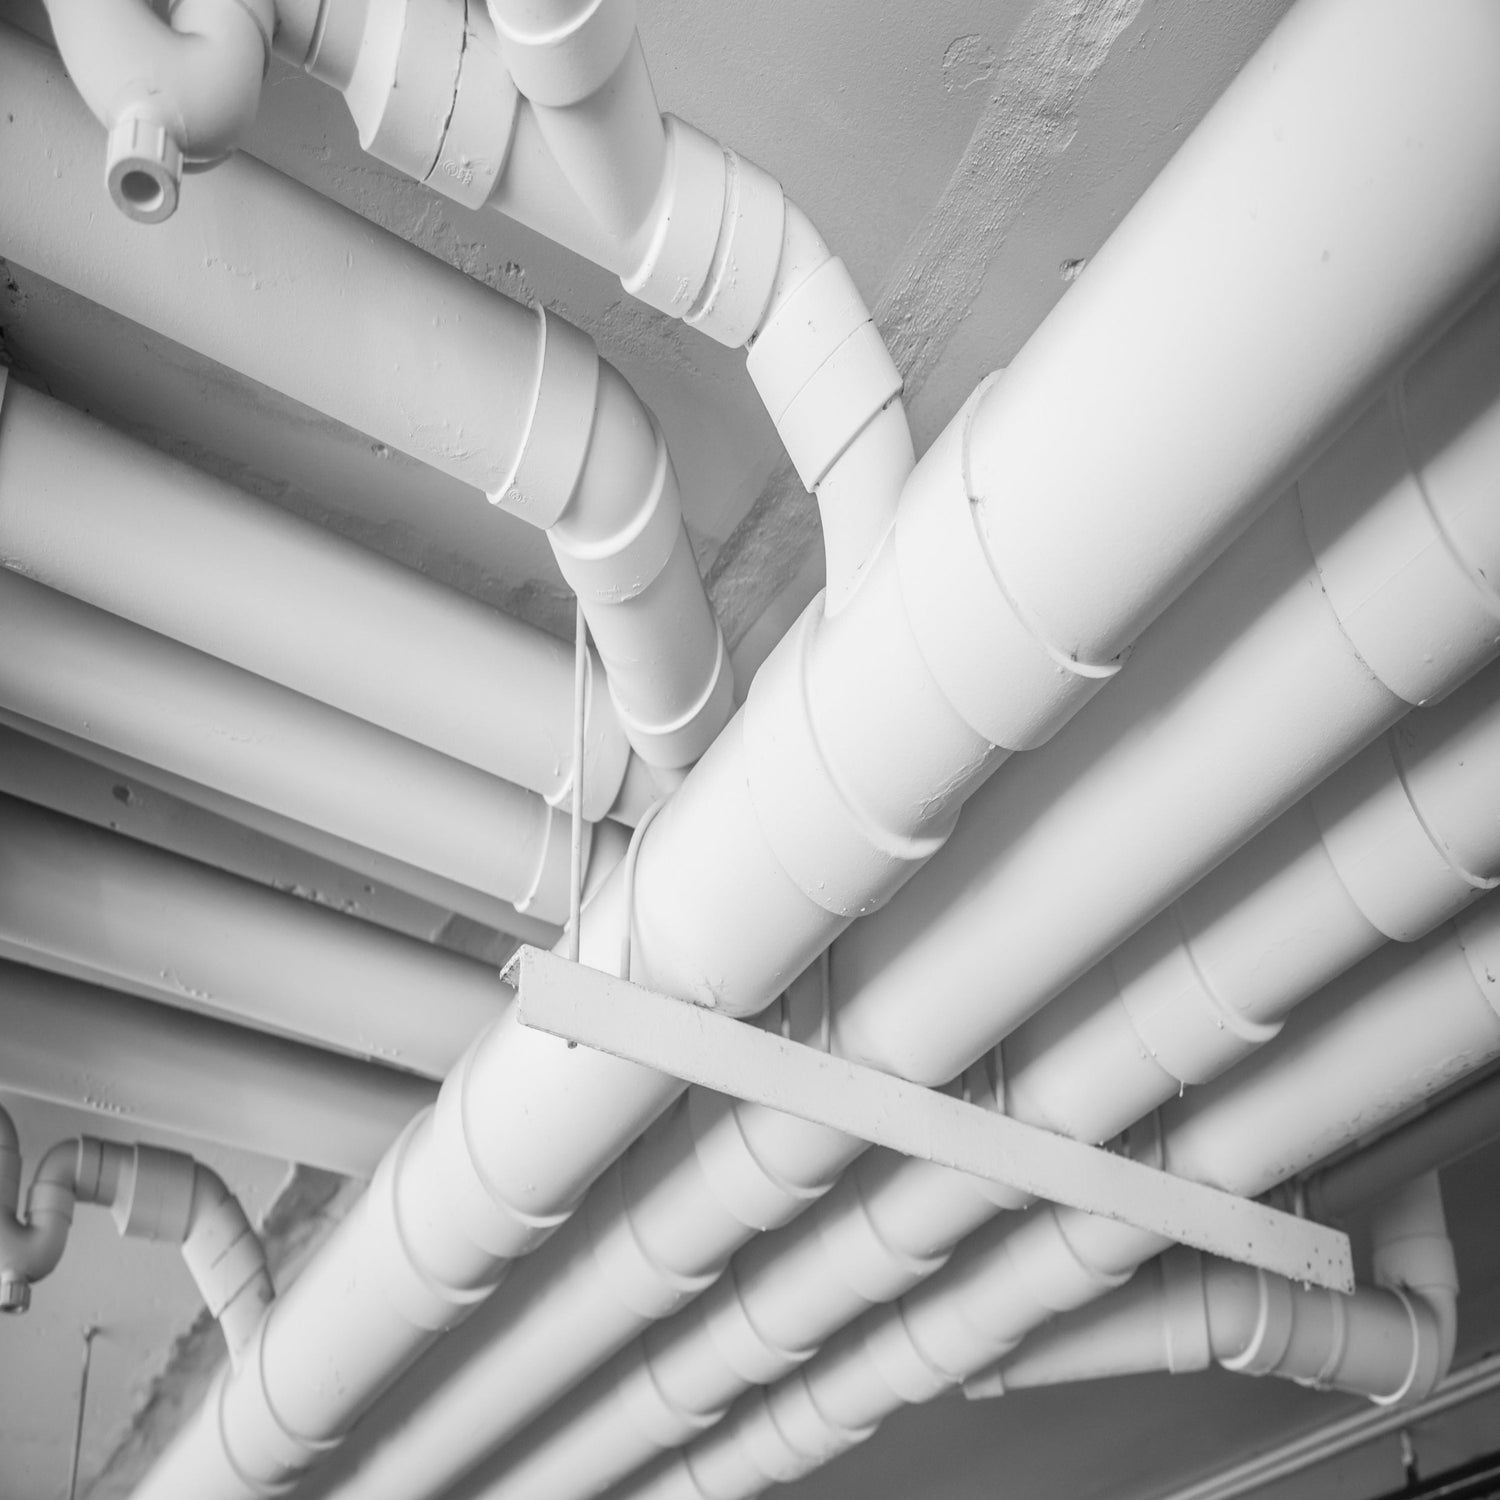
[
  {"x1": 44, "y1": 0, "x2": 273, "y2": 223},
  {"x1": 0, "y1": 1103, "x2": 273, "y2": 1364}
]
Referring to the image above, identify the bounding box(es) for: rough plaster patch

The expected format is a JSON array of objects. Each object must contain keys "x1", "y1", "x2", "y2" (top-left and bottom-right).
[
  {"x1": 707, "y1": 0, "x2": 1145, "y2": 647},
  {"x1": 85, "y1": 1168, "x2": 363, "y2": 1500}
]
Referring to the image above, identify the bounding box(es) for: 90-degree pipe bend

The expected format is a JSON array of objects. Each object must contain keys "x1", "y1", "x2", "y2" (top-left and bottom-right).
[{"x1": 44, "y1": 0, "x2": 273, "y2": 223}]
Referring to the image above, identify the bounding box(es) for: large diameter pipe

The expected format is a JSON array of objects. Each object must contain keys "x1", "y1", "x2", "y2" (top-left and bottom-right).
[
  {"x1": 420, "y1": 659, "x2": 1500, "y2": 1500},
  {"x1": 0, "y1": 30, "x2": 733, "y2": 775},
  {"x1": 0, "y1": 962, "x2": 431, "y2": 1176},
  {"x1": 0, "y1": 376, "x2": 638, "y2": 823},
  {"x1": 0, "y1": 794, "x2": 504, "y2": 1076},
  {"x1": 0, "y1": 569, "x2": 587, "y2": 926},
  {"x1": 634, "y1": 900, "x2": 1500, "y2": 1500},
  {"x1": 126, "y1": 4, "x2": 1500, "y2": 1495}
]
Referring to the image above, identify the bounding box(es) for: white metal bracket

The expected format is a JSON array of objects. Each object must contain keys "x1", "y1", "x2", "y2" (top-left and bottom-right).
[{"x1": 506, "y1": 947, "x2": 1353, "y2": 1292}]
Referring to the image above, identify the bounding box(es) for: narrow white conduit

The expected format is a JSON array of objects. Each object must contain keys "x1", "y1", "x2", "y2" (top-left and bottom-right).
[
  {"x1": 0, "y1": 376, "x2": 644, "y2": 824},
  {"x1": 0, "y1": 569, "x2": 591, "y2": 927},
  {"x1": 426, "y1": 660, "x2": 1500, "y2": 1500},
  {"x1": 0, "y1": 1100, "x2": 274, "y2": 1356},
  {"x1": 295, "y1": 262, "x2": 1500, "y2": 1500},
  {"x1": 0, "y1": 794, "x2": 506, "y2": 1077},
  {"x1": 631, "y1": 901, "x2": 1500, "y2": 1500},
  {"x1": 990, "y1": 1173, "x2": 1458, "y2": 1404},
  {"x1": 0, "y1": 963, "x2": 433, "y2": 1179},
  {"x1": 123, "y1": 5, "x2": 1500, "y2": 1495},
  {"x1": 0, "y1": 27, "x2": 733, "y2": 781}
]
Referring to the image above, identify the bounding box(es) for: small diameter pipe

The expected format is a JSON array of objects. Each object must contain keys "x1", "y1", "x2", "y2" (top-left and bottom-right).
[
  {"x1": 0, "y1": 961, "x2": 433, "y2": 1179},
  {"x1": 0, "y1": 1100, "x2": 274, "y2": 1366},
  {"x1": 567, "y1": 599, "x2": 588, "y2": 963}
]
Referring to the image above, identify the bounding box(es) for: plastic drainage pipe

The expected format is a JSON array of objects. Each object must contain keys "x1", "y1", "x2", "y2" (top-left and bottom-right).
[
  {"x1": 0, "y1": 794, "x2": 506, "y2": 1077},
  {"x1": 293, "y1": 257, "x2": 1500, "y2": 1500},
  {"x1": 0, "y1": 27, "x2": 732, "y2": 778},
  {"x1": 629, "y1": 901, "x2": 1500, "y2": 1500},
  {"x1": 124, "y1": 3, "x2": 1500, "y2": 1495},
  {"x1": 0, "y1": 569, "x2": 593, "y2": 927},
  {"x1": 0, "y1": 375, "x2": 641, "y2": 825},
  {"x1": 411, "y1": 660, "x2": 1500, "y2": 1500},
  {"x1": 989, "y1": 1172, "x2": 1458, "y2": 1407},
  {"x1": 0, "y1": 962, "x2": 433, "y2": 1178},
  {"x1": 0, "y1": 1098, "x2": 274, "y2": 1357}
]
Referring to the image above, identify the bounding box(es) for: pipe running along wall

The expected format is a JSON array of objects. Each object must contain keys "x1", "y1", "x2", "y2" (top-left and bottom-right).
[
  {"x1": 988, "y1": 1173, "x2": 1458, "y2": 1407},
  {"x1": 626, "y1": 900, "x2": 1500, "y2": 1500},
  {"x1": 0, "y1": 1100, "x2": 274, "y2": 1362},
  {"x1": 398, "y1": 659, "x2": 1500, "y2": 1500},
  {"x1": 0, "y1": 29, "x2": 732, "y2": 780},
  {"x1": 0, "y1": 794, "x2": 507, "y2": 1077},
  {"x1": 289, "y1": 248, "x2": 1500, "y2": 1500},
  {"x1": 0, "y1": 962, "x2": 433, "y2": 1178},
  {"x1": 124, "y1": 5, "x2": 1500, "y2": 1497},
  {"x1": 0, "y1": 373, "x2": 646, "y2": 825}
]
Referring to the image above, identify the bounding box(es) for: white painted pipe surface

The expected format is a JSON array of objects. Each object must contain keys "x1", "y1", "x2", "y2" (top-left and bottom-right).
[
  {"x1": 630, "y1": 902, "x2": 1500, "y2": 1500},
  {"x1": 0, "y1": 28, "x2": 733, "y2": 775},
  {"x1": 421, "y1": 661, "x2": 1500, "y2": 1500},
  {"x1": 0, "y1": 375, "x2": 638, "y2": 822},
  {"x1": 0, "y1": 709, "x2": 561, "y2": 946},
  {"x1": 124, "y1": 4, "x2": 1500, "y2": 1494},
  {"x1": 0, "y1": 570, "x2": 587, "y2": 925},
  {"x1": 0, "y1": 794, "x2": 505, "y2": 1076},
  {"x1": 991, "y1": 1173, "x2": 1457, "y2": 1407},
  {"x1": 0, "y1": 962, "x2": 433, "y2": 1177}
]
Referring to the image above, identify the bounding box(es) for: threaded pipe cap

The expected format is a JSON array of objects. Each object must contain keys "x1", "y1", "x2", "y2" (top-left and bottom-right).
[{"x1": 106, "y1": 110, "x2": 184, "y2": 224}]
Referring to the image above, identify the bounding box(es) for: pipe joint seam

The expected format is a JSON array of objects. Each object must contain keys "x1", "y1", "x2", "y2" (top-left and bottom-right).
[
  {"x1": 424, "y1": 2, "x2": 520, "y2": 209},
  {"x1": 1300, "y1": 385, "x2": 1500, "y2": 709},
  {"x1": 486, "y1": 0, "x2": 636, "y2": 106},
  {"x1": 765, "y1": 1372, "x2": 874, "y2": 1470},
  {"x1": 1218, "y1": 1268, "x2": 1296, "y2": 1376},
  {"x1": 893, "y1": 377, "x2": 1121, "y2": 753},
  {"x1": 701, "y1": 1262, "x2": 820, "y2": 1385},
  {"x1": 616, "y1": 1355, "x2": 726, "y2": 1449},
  {"x1": 342, "y1": 0, "x2": 464, "y2": 182},
  {"x1": 490, "y1": 305, "x2": 599, "y2": 530},
  {"x1": 1160, "y1": 1248, "x2": 1213, "y2": 1373},
  {"x1": 588, "y1": 1162, "x2": 721, "y2": 1320},
  {"x1": 1313, "y1": 731, "x2": 1498, "y2": 943},
  {"x1": 743, "y1": 604, "x2": 957, "y2": 917},
  {"x1": 817, "y1": 1186, "x2": 952, "y2": 1306},
  {"x1": 605, "y1": 616, "x2": 734, "y2": 771},
  {"x1": 214, "y1": 1327, "x2": 339, "y2": 1489},
  {"x1": 864, "y1": 1302, "x2": 966, "y2": 1405},
  {"x1": 684, "y1": 149, "x2": 785, "y2": 349}
]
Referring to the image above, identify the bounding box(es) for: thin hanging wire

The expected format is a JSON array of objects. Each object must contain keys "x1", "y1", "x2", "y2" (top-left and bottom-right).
[
  {"x1": 566, "y1": 597, "x2": 588, "y2": 963},
  {"x1": 618, "y1": 798, "x2": 668, "y2": 981},
  {"x1": 66, "y1": 1324, "x2": 98, "y2": 1500}
]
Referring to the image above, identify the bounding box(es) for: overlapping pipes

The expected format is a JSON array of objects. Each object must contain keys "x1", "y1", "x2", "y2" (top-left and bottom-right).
[{"x1": 1, "y1": 1, "x2": 1498, "y2": 1498}]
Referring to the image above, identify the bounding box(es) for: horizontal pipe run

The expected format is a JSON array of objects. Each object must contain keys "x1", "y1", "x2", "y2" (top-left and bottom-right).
[
  {"x1": 0, "y1": 961, "x2": 431, "y2": 1176},
  {"x1": 0, "y1": 375, "x2": 640, "y2": 823},
  {"x1": 0, "y1": 569, "x2": 590, "y2": 926},
  {"x1": 0, "y1": 709, "x2": 562, "y2": 947},
  {"x1": 0, "y1": 793, "x2": 506, "y2": 1076}
]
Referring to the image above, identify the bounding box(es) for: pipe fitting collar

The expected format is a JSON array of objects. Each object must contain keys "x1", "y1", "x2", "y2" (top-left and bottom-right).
[
  {"x1": 744, "y1": 602, "x2": 956, "y2": 917},
  {"x1": 894, "y1": 377, "x2": 1120, "y2": 752},
  {"x1": 862, "y1": 1304, "x2": 958, "y2": 1405},
  {"x1": 685, "y1": 151, "x2": 785, "y2": 349},
  {"x1": 701, "y1": 1263, "x2": 816, "y2": 1385},
  {"x1": 615, "y1": 1357, "x2": 723, "y2": 1449},
  {"x1": 425, "y1": 3, "x2": 520, "y2": 209},
  {"x1": 215, "y1": 1328, "x2": 339, "y2": 1488},
  {"x1": 106, "y1": 109, "x2": 183, "y2": 225}
]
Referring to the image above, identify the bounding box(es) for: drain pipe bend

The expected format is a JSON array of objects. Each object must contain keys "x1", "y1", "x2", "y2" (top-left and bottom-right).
[
  {"x1": 0, "y1": 1105, "x2": 273, "y2": 1365},
  {"x1": 993, "y1": 1170, "x2": 1458, "y2": 1407},
  {"x1": 44, "y1": 0, "x2": 273, "y2": 222}
]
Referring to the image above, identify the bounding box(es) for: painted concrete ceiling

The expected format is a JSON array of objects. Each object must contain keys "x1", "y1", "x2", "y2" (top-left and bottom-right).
[{"x1": 15, "y1": 3, "x2": 1494, "y2": 1500}]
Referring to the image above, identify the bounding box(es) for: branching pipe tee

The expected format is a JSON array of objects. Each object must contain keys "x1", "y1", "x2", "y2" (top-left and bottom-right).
[
  {"x1": 0, "y1": 1103, "x2": 273, "y2": 1365},
  {"x1": 43, "y1": 0, "x2": 273, "y2": 223}
]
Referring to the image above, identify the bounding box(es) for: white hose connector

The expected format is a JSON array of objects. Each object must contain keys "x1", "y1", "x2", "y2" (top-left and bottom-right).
[{"x1": 43, "y1": 0, "x2": 273, "y2": 223}]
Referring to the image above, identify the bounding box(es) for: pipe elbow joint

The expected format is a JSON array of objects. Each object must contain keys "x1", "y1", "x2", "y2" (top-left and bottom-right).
[{"x1": 45, "y1": 0, "x2": 272, "y2": 224}]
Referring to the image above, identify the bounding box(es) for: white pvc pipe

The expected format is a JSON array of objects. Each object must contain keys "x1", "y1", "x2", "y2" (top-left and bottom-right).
[
  {"x1": 0, "y1": 569, "x2": 587, "y2": 926},
  {"x1": 0, "y1": 962, "x2": 432, "y2": 1178},
  {"x1": 633, "y1": 900, "x2": 1500, "y2": 1500},
  {"x1": 124, "y1": 4, "x2": 1500, "y2": 1494},
  {"x1": 0, "y1": 376, "x2": 639, "y2": 823},
  {"x1": 0, "y1": 709, "x2": 561, "y2": 946},
  {"x1": 426, "y1": 661, "x2": 1500, "y2": 1500},
  {"x1": 0, "y1": 794, "x2": 505, "y2": 1077},
  {"x1": 0, "y1": 28, "x2": 733, "y2": 776}
]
